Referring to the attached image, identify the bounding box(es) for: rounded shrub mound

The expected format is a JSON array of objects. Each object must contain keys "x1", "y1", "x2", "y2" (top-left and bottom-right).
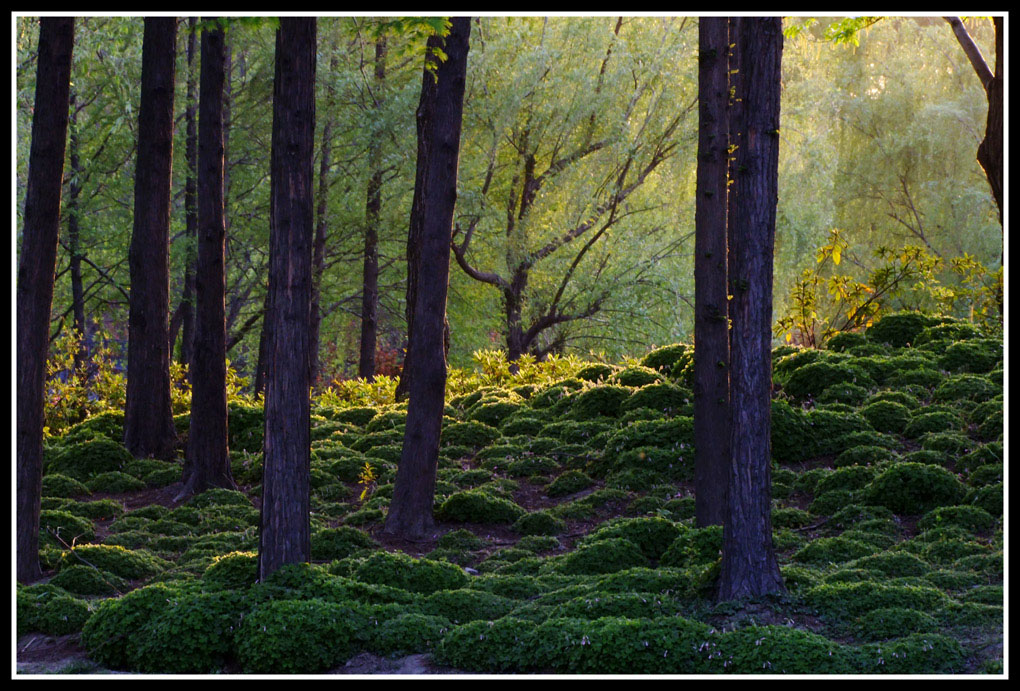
[
  {"x1": 311, "y1": 526, "x2": 378, "y2": 561},
  {"x1": 352, "y1": 551, "x2": 468, "y2": 594},
  {"x1": 512, "y1": 510, "x2": 566, "y2": 536},
  {"x1": 202, "y1": 551, "x2": 258, "y2": 591},
  {"x1": 235, "y1": 599, "x2": 366, "y2": 674},
  {"x1": 554, "y1": 537, "x2": 649, "y2": 575},
  {"x1": 902, "y1": 411, "x2": 963, "y2": 439},
  {"x1": 783, "y1": 361, "x2": 874, "y2": 400},
  {"x1": 621, "y1": 382, "x2": 692, "y2": 417},
  {"x1": 46, "y1": 438, "x2": 133, "y2": 481},
  {"x1": 566, "y1": 385, "x2": 631, "y2": 420},
  {"x1": 441, "y1": 420, "x2": 501, "y2": 448},
  {"x1": 609, "y1": 365, "x2": 663, "y2": 387},
  {"x1": 640, "y1": 343, "x2": 692, "y2": 373},
  {"x1": 860, "y1": 400, "x2": 911, "y2": 435},
  {"x1": 865, "y1": 311, "x2": 937, "y2": 347},
  {"x1": 438, "y1": 490, "x2": 526, "y2": 524},
  {"x1": 938, "y1": 339, "x2": 1001, "y2": 374},
  {"x1": 660, "y1": 525, "x2": 723, "y2": 567},
  {"x1": 41, "y1": 474, "x2": 92, "y2": 498},
  {"x1": 48, "y1": 565, "x2": 128, "y2": 596},
  {"x1": 17, "y1": 588, "x2": 94, "y2": 636},
  {"x1": 433, "y1": 617, "x2": 534, "y2": 673},
  {"x1": 421, "y1": 589, "x2": 516, "y2": 624},
  {"x1": 367, "y1": 613, "x2": 451, "y2": 657},
  {"x1": 865, "y1": 462, "x2": 967, "y2": 515},
  {"x1": 58, "y1": 544, "x2": 170, "y2": 580},
  {"x1": 577, "y1": 516, "x2": 682, "y2": 561},
  {"x1": 82, "y1": 583, "x2": 190, "y2": 669},
  {"x1": 792, "y1": 536, "x2": 874, "y2": 565},
  {"x1": 545, "y1": 470, "x2": 594, "y2": 498},
  {"x1": 834, "y1": 445, "x2": 895, "y2": 468},
  {"x1": 933, "y1": 374, "x2": 998, "y2": 404},
  {"x1": 855, "y1": 607, "x2": 939, "y2": 641}
]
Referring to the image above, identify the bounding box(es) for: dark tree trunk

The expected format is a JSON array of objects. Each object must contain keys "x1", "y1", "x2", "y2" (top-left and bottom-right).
[
  {"x1": 17, "y1": 17, "x2": 74, "y2": 584},
  {"x1": 726, "y1": 17, "x2": 741, "y2": 361},
  {"x1": 254, "y1": 289, "x2": 268, "y2": 396},
  {"x1": 310, "y1": 47, "x2": 339, "y2": 388},
  {"x1": 258, "y1": 17, "x2": 317, "y2": 581},
  {"x1": 179, "y1": 17, "x2": 199, "y2": 372},
  {"x1": 124, "y1": 17, "x2": 179, "y2": 460},
  {"x1": 180, "y1": 18, "x2": 236, "y2": 499},
  {"x1": 359, "y1": 36, "x2": 387, "y2": 382},
  {"x1": 717, "y1": 17, "x2": 785, "y2": 602},
  {"x1": 384, "y1": 17, "x2": 471, "y2": 541},
  {"x1": 694, "y1": 17, "x2": 731, "y2": 529},
  {"x1": 976, "y1": 17, "x2": 1002, "y2": 226},
  {"x1": 67, "y1": 87, "x2": 88, "y2": 377}
]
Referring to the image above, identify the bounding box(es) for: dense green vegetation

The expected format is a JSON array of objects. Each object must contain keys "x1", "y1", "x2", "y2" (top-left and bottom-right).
[{"x1": 18, "y1": 313, "x2": 1003, "y2": 674}]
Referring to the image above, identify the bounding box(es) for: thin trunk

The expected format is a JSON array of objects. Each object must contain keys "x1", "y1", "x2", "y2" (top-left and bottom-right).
[
  {"x1": 359, "y1": 36, "x2": 387, "y2": 381},
  {"x1": 179, "y1": 16, "x2": 199, "y2": 371},
  {"x1": 67, "y1": 87, "x2": 88, "y2": 376},
  {"x1": 254, "y1": 289, "x2": 268, "y2": 396},
  {"x1": 717, "y1": 17, "x2": 785, "y2": 602},
  {"x1": 124, "y1": 17, "x2": 179, "y2": 460},
  {"x1": 694, "y1": 17, "x2": 730, "y2": 528},
  {"x1": 976, "y1": 17, "x2": 1002, "y2": 227},
  {"x1": 384, "y1": 17, "x2": 471, "y2": 541},
  {"x1": 310, "y1": 46, "x2": 340, "y2": 387},
  {"x1": 258, "y1": 17, "x2": 317, "y2": 581},
  {"x1": 17, "y1": 17, "x2": 74, "y2": 584},
  {"x1": 181, "y1": 18, "x2": 236, "y2": 499}
]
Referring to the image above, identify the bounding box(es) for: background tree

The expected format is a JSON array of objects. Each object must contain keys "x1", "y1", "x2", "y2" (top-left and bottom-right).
[
  {"x1": 175, "y1": 16, "x2": 199, "y2": 372},
  {"x1": 258, "y1": 16, "x2": 317, "y2": 580},
  {"x1": 384, "y1": 17, "x2": 471, "y2": 541},
  {"x1": 181, "y1": 18, "x2": 236, "y2": 498},
  {"x1": 16, "y1": 16, "x2": 74, "y2": 584},
  {"x1": 717, "y1": 17, "x2": 786, "y2": 601},
  {"x1": 693, "y1": 17, "x2": 731, "y2": 528},
  {"x1": 123, "y1": 17, "x2": 179, "y2": 460}
]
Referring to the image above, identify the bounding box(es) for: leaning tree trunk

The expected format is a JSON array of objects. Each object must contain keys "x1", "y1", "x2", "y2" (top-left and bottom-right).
[
  {"x1": 384, "y1": 17, "x2": 471, "y2": 541},
  {"x1": 693, "y1": 17, "x2": 731, "y2": 529},
  {"x1": 717, "y1": 17, "x2": 786, "y2": 602},
  {"x1": 358, "y1": 36, "x2": 387, "y2": 381},
  {"x1": 976, "y1": 17, "x2": 1002, "y2": 227},
  {"x1": 17, "y1": 17, "x2": 74, "y2": 584},
  {"x1": 258, "y1": 17, "x2": 317, "y2": 581},
  {"x1": 124, "y1": 17, "x2": 179, "y2": 460},
  {"x1": 181, "y1": 18, "x2": 236, "y2": 499}
]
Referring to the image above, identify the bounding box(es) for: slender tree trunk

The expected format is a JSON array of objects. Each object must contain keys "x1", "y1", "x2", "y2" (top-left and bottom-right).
[
  {"x1": 694, "y1": 17, "x2": 731, "y2": 528},
  {"x1": 258, "y1": 17, "x2": 316, "y2": 581},
  {"x1": 384, "y1": 17, "x2": 471, "y2": 541},
  {"x1": 717, "y1": 17, "x2": 785, "y2": 602},
  {"x1": 17, "y1": 17, "x2": 74, "y2": 584},
  {"x1": 179, "y1": 17, "x2": 199, "y2": 372},
  {"x1": 254, "y1": 289, "x2": 269, "y2": 396},
  {"x1": 67, "y1": 87, "x2": 88, "y2": 377},
  {"x1": 310, "y1": 46, "x2": 339, "y2": 387},
  {"x1": 358, "y1": 36, "x2": 387, "y2": 381},
  {"x1": 124, "y1": 17, "x2": 179, "y2": 460},
  {"x1": 181, "y1": 18, "x2": 236, "y2": 499},
  {"x1": 976, "y1": 17, "x2": 1002, "y2": 226}
]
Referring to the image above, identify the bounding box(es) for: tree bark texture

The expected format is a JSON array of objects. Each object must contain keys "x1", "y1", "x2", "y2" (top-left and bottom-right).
[
  {"x1": 693, "y1": 17, "x2": 731, "y2": 529},
  {"x1": 180, "y1": 16, "x2": 199, "y2": 371},
  {"x1": 359, "y1": 36, "x2": 387, "y2": 381},
  {"x1": 717, "y1": 17, "x2": 786, "y2": 601},
  {"x1": 124, "y1": 17, "x2": 179, "y2": 460},
  {"x1": 182, "y1": 19, "x2": 236, "y2": 498},
  {"x1": 258, "y1": 17, "x2": 317, "y2": 581},
  {"x1": 17, "y1": 16, "x2": 74, "y2": 583},
  {"x1": 976, "y1": 17, "x2": 1002, "y2": 226},
  {"x1": 67, "y1": 87, "x2": 88, "y2": 376},
  {"x1": 384, "y1": 17, "x2": 471, "y2": 540}
]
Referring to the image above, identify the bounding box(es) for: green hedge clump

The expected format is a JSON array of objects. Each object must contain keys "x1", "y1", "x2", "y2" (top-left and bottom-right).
[
  {"x1": 902, "y1": 411, "x2": 963, "y2": 439},
  {"x1": 577, "y1": 516, "x2": 682, "y2": 561},
  {"x1": 803, "y1": 581, "x2": 948, "y2": 619},
  {"x1": 235, "y1": 599, "x2": 366, "y2": 674},
  {"x1": 938, "y1": 339, "x2": 1001, "y2": 374},
  {"x1": 783, "y1": 361, "x2": 874, "y2": 400},
  {"x1": 17, "y1": 588, "x2": 93, "y2": 636},
  {"x1": 545, "y1": 470, "x2": 594, "y2": 497},
  {"x1": 422, "y1": 589, "x2": 516, "y2": 624},
  {"x1": 433, "y1": 617, "x2": 534, "y2": 672},
  {"x1": 46, "y1": 438, "x2": 133, "y2": 481},
  {"x1": 366, "y1": 613, "x2": 451, "y2": 657},
  {"x1": 512, "y1": 510, "x2": 567, "y2": 536},
  {"x1": 866, "y1": 311, "x2": 937, "y2": 347},
  {"x1": 228, "y1": 401, "x2": 264, "y2": 453},
  {"x1": 641, "y1": 343, "x2": 692, "y2": 373},
  {"x1": 792, "y1": 536, "x2": 874, "y2": 565},
  {"x1": 39, "y1": 509, "x2": 95, "y2": 547},
  {"x1": 854, "y1": 607, "x2": 939, "y2": 641},
  {"x1": 59, "y1": 544, "x2": 170, "y2": 580},
  {"x1": 566, "y1": 385, "x2": 631, "y2": 420},
  {"x1": 834, "y1": 445, "x2": 895, "y2": 468},
  {"x1": 856, "y1": 633, "x2": 966, "y2": 674},
  {"x1": 621, "y1": 382, "x2": 692, "y2": 417},
  {"x1": 41, "y1": 474, "x2": 92, "y2": 498},
  {"x1": 660, "y1": 525, "x2": 723, "y2": 567},
  {"x1": 933, "y1": 374, "x2": 998, "y2": 404},
  {"x1": 441, "y1": 421, "x2": 501, "y2": 449},
  {"x1": 576, "y1": 363, "x2": 616, "y2": 382},
  {"x1": 48, "y1": 565, "x2": 128, "y2": 596},
  {"x1": 860, "y1": 400, "x2": 911, "y2": 435},
  {"x1": 86, "y1": 471, "x2": 147, "y2": 493},
  {"x1": 917, "y1": 505, "x2": 995, "y2": 534},
  {"x1": 609, "y1": 366, "x2": 663, "y2": 387},
  {"x1": 352, "y1": 551, "x2": 468, "y2": 594},
  {"x1": 438, "y1": 490, "x2": 526, "y2": 524},
  {"x1": 865, "y1": 462, "x2": 967, "y2": 515},
  {"x1": 553, "y1": 537, "x2": 649, "y2": 575}
]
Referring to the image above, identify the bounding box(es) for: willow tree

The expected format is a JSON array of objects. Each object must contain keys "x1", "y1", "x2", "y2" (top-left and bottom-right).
[
  {"x1": 451, "y1": 17, "x2": 696, "y2": 363},
  {"x1": 16, "y1": 16, "x2": 74, "y2": 584}
]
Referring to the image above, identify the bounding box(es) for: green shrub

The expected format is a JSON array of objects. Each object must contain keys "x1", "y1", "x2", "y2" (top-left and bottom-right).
[
  {"x1": 968, "y1": 464, "x2": 1002, "y2": 487},
  {"x1": 609, "y1": 366, "x2": 662, "y2": 387},
  {"x1": 39, "y1": 509, "x2": 95, "y2": 547},
  {"x1": 708, "y1": 625, "x2": 855, "y2": 674},
  {"x1": 17, "y1": 588, "x2": 93, "y2": 636},
  {"x1": 804, "y1": 581, "x2": 948, "y2": 619},
  {"x1": 49, "y1": 565, "x2": 128, "y2": 596},
  {"x1": 938, "y1": 339, "x2": 1002, "y2": 374},
  {"x1": 641, "y1": 343, "x2": 692, "y2": 373},
  {"x1": 433, "y1": 617, "x2": 534, "y2": 672},
  {"x1": 422, "y1": 589, "x2": 516, "y2": 624},
  {"x1": 933, "y1": 374, "x2": 997, "y2": 404},
  {"x1": 441, "y1": 421, "x2": 501, "y2": 448},
  {"x1": 621, "y1": 382, "x2": 692, "y2": 417},
  {"x1": 567, "y1": 385, "x2": 631, "y2": 420},
  {"x1": 81, "y1": 583, "x2": 188, "y2": 668},
  {"x1": 554, "y1": 537, "x2": 648, "y2": 575},
  {"x1": 784, "y1": 361, "x2": 874, "y2": 400},
  {"x1": 46, "y1": 438, "x2": 133, "y2": 481},
  {"x1": 860, "y1": 400, "x2": 911, "y2": 434},
  {"x1": 963, "y1": 482, "x2": 1003, "y2": 517},
  {"x1": 546, "y1": 470, "x2": 594, "y2": 497},
  {"x1": 918, "y1": 505, "x2": 995, "y2": 534},
  {"x1": 772, "y1": 507, "x2": 813, "y2": 529},
  {"x1": 58, "y1": 544, "x2": 170, "y2": 580},
  {"x1": 576, "y1": 363, "x2": 616, "y2": 382},
  {"x1": 792, "y1": 536, "x2": 874, "y2": 565},
  {"x1": 353, "y1": 551, "x2": 467, "y2": 594},
  {"x1": 855, "y1": 607, "x2": 938, "y2": 641},
  {"x1": 310, "y1": 526, "x2": 377, "y2": 561},
  {"x1": 866, "y1": 311, "x2": 937, "y2": 347},
  {"x1": 228, "y1": 401, "x2": 264, "y2": 453},
  {"x1": 60, "y1": 410, "x2": 125, "y2": 445},
  {"x1": 817, "y1": 382, "x2": 870, "y2": 406},
  {"x1": 86, "y1": 471, "x2": 147, "y2": 493},
  {"x1": 235, "y1": 599, "x2": 365, "y2": 674},
  {"x1": 825, "y1": 331, "x2": 867, "y2": 352},
  {"x1": 578, "y1": 516, "x2": 681, "y2": 561},
  {"x1": 850, "y1": 551, "x2": 930, "y2": 578},
  {"x1": 41, "y1": 473, "x2": 92, "y2": 498},
  {"x1": 512, "y1": 511, "x2": 566, "y2": 536},
  {"x1": 902, "y1": 411, "x2": 963, "y2": 439},
  {"x1": 866, "y1": 462, "x2": 967, "y2": 515},
  {"x1": 367, "y1": 613, "x2": 450, "y2": 657},
  {"x1": 865, "y1": 389, "x2": 921, "y2": 409},
  {"x1": 438, "y1": 490, "x2": 526, "y2": 524},
  {"x1": 977, "y1": 410, "x2": 1003, "y2": 441},
  {"x1": 816, "y1": 465, "x2": 877, "y2": 497},
  {"x1": 660, "y1": 525, "x2": 722, "y2": 567},
  {"x1": 857, "y1": 633, "x2": 965, "y2": 674},
  {"x1": 834, "y1": 445, "x2": 895, "y2": 468}
]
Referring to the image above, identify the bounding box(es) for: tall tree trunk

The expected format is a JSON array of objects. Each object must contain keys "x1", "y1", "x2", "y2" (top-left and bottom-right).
[
  {"x1": 717, "y1": 17, "x2": 786, "y2": 602},
  {"x1": 358, "y1": 36, "x2": 387, "y2": 381},
  {"x1": 254, "y1": 288, "x2": 269, "y2": 396},
  {"x1": 124, "y1": 17, "x2": 179, "y2": 460},
  {"x1": 310, "y1": 46, "x2": 339, "y2": 387},
  {"x1": 258, "y1": 17, "x2": 317, "y2": 581},
  {"x1": 179, "y1": 17, "x2": 199, "y2": 372},
  {"x1": 67, "y1": 87, "x2": 88, "y2": 377},
  {"x1": 694, "y1": 17, "x2": 731, "y2": 528},
  {"x1": 976, "y1": 17, "x2": 1002, "y2": 227},
  {"x1": 181, "y1": 18, "x2": 236, "y2": 499},
  {"x1": 17, "y1": 17, "x2": 74, "y2": 584},
  {"x1": 384, "y1": 17, "x2": 471, "y2": 541}
]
